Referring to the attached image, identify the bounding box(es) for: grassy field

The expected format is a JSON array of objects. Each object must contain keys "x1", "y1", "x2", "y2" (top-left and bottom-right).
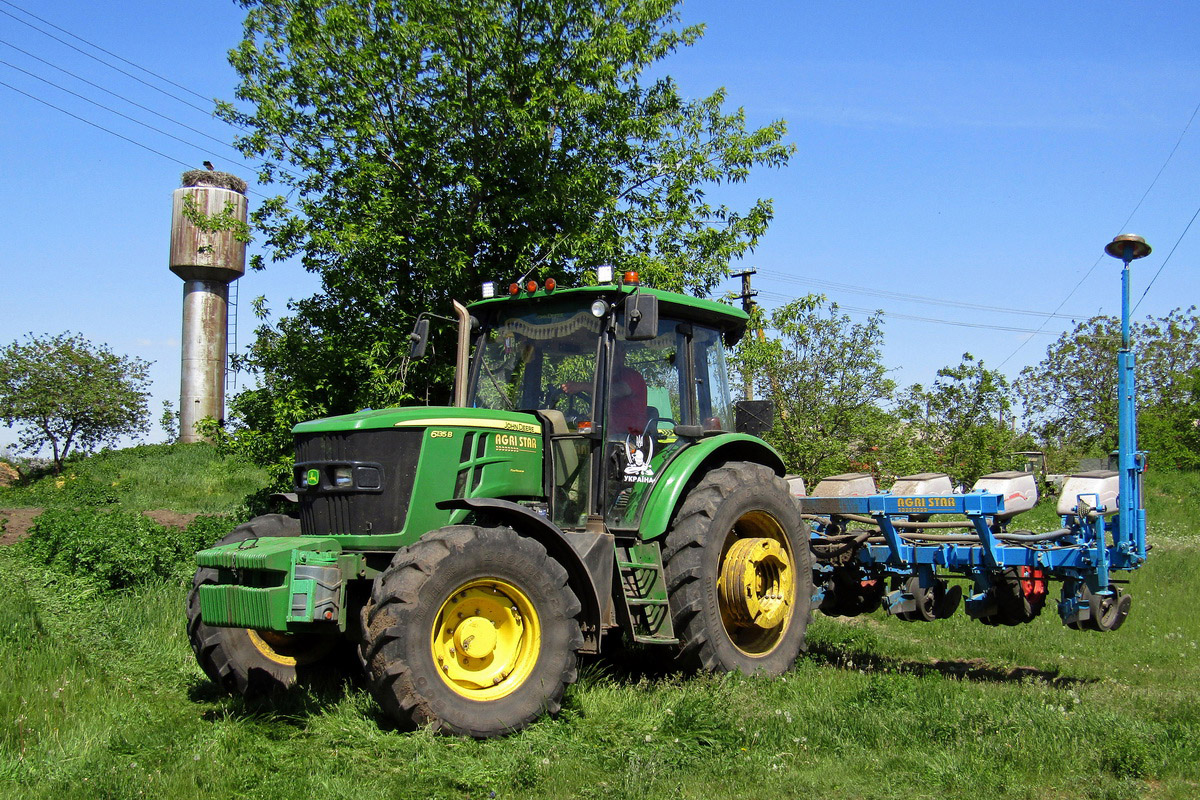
[
  {"x1": 0, "y1": 442, "x2": 268, "y2": 514},
  {"x1": 1, "y1": 449, "x2": 1197, "y2": 799}
]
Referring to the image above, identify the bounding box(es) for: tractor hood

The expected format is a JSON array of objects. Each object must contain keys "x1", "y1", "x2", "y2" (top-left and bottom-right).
[{"x1": 292, "y1": 405, "x2": 543, "y2": 435}]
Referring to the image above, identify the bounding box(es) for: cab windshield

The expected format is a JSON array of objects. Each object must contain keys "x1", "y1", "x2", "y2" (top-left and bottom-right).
[{"x1": 470, "y1": 306, "x2": 602, "y2": 426}]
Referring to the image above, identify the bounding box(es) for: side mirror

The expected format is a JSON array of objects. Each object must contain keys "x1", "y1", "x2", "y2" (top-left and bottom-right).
[
  {"x1": 624, "y1": 293, "x2": 659, "y2": 341},
  {"x1": 735, "y1": 399, "x2": 774, "y2": 438},
  {"x1": 409, "y1": 317, "x2": 430, "y2": 358}
]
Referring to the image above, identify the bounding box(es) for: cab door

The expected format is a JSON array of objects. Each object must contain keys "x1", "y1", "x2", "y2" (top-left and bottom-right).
[{"x1": 602, "y1": 318, "x2": 693, "y2": 530}]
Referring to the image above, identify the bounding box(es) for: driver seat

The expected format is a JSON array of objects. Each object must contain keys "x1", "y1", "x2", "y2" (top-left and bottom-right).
[{"x1": 645, "y1": 405, "x2": 662, "y2": 438}]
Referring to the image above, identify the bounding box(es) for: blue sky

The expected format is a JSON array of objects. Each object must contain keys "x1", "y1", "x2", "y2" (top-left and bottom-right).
[{"x1": 2, "y1": 1, "x2": 1198, "y2": 454}]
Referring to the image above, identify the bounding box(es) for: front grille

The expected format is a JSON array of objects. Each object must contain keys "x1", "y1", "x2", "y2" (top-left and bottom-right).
[{"x1": 296, "y1": 429, "x2": 422, "y2": 535}]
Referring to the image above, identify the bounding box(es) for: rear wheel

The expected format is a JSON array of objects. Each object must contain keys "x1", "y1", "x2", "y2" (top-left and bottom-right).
[
  {"x1": 360, "y1": 525, "x2": 583, "y2": 737},
  {"x1": 663, "y1": 462, "x2": 813, "y2": 675},
  {"x1": 186, "y1": 514, "x2": 346, "y2": 697}
]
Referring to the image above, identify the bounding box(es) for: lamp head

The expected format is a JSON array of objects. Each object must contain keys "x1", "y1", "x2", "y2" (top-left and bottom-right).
[{"x1": 1104, "y1": 234, "x2": 1151, "y2": 262}]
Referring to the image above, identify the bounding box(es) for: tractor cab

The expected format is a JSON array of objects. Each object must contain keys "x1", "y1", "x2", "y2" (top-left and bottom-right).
[{"x1": 464, "y1": 278, "x2": 750, "y2": 532}]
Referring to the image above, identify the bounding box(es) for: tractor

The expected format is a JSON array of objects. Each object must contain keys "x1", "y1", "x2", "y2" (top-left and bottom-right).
[
  {"x1": 188, "y1": 241, "x2": 1149, "y2": 737},
  {"x1": 188, "y1": 270, "x2": 812, "y2": 737}
]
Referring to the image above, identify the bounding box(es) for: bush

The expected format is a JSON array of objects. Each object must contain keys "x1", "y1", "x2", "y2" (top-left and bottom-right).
[
  {"x1": 185, "y1": 513, "x2": 240, "y2": 549},
  {"x1": 20, "y1": 508, "x2": 234, "y2": 590},
  {"x1": 0, "y1": 470, "x2": 120, "y2": 508}
]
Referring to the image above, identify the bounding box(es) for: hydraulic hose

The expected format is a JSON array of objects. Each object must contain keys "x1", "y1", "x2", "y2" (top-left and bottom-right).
[
  {"x1": 860, "y1": 528, "x2": 1075, "y2": 545},
  {"x1": 806, "y1": 512, "x2": 975, "y2": 530}
]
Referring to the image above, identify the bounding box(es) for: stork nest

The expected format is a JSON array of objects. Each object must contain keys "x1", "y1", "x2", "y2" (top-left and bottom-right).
[{"x1": 180, "y1": 170, "x2": 248, "y2": 194}]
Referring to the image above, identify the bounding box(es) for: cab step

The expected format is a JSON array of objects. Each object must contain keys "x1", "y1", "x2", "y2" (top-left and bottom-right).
[{"x1": 614, "y1": 544, "x2": 678, "y2": 645}]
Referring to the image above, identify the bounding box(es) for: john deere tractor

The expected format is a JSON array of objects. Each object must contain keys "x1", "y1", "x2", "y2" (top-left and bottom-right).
[{"x1": 188, "y1": 272, "x2": 810, "y2": 736}]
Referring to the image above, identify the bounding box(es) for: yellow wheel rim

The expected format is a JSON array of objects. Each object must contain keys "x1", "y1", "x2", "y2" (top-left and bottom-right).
[
  {"x1": 716, "y1": 510, "x2": 796, "y2": 656},
  {"x1": 247, "y1": 629, "x2": 334, "y2": 667},
  {"x1": 430, "y1": 578, "x2": 542, "y2": 701}
]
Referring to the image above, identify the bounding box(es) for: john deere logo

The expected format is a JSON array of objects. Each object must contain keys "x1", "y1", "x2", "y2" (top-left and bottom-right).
[{"x1": 306, "y1": 469, "x2": 320, "y2": 486}]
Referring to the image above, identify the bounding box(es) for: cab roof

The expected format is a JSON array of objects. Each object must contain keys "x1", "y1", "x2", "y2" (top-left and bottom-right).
[{"x1": 468, "y1": 283, "x2": 750, "y2": 336}]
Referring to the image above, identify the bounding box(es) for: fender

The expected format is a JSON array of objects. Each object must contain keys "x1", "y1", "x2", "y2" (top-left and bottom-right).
[
  {"x1": 636, "y1": 433, "x2": 786, "y2": 541},
  {"x1": 435, "y1": 497, "x2": 610, "y2": 654}
]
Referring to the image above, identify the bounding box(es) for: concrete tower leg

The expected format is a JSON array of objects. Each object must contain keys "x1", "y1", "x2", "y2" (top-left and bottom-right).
[{"x1": 179, "y1": 280, "x2": 230, "y2": 442}]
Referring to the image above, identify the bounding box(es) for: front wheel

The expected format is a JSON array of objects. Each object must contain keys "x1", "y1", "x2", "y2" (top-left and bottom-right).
[
  {"x1": 359, "y1": 525, "x2": 583, "y2": 737},
  {"x1": 663, "y1": 461, "x2": 813, "y2": 676},
  {"x1": 186, "y1": 514, "x2": 346, "y2": 697}
]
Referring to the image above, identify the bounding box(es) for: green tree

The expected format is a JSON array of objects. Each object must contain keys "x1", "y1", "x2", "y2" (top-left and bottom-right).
[
  {"x1": 1018, "y1": 316, "x2": 1120, "y2": 456},
  {"x1": 1138, "y1": 370, "x2": 1200, "y2": 470},
  {"x1": 902, "y1": 353, "x2": 1016, "y2": 485},
  {"x1": 736, "y1": 295, "x2": 904, "y2": 483},
  {"x1": 221, "y1": 0, "x2": 792, "y2": 460},
  {"x1": 0, "y1": 333, "x2": 151, "y2": 472},
  {"x1": 1018, "y1": 308, "x2": 1200, "y2": 464}
]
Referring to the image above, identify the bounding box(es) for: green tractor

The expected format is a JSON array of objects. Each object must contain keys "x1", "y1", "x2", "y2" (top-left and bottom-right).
[{"x1": 188, "y1": 273, "x2": 810, "y2": 737}]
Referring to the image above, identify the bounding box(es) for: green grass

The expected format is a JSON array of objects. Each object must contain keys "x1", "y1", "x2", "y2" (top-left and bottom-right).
[
  {"x1": 0, "y1": 443, "x2": 268, "y2": 514},
  {"x1": 0, "y1": 453, "x2": 1197, "y2": 799}
]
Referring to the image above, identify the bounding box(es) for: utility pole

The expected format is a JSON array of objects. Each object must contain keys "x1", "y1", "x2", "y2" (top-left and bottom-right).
[{"x1": 731, "y1": 268, "x2": 758, "y2": 400}]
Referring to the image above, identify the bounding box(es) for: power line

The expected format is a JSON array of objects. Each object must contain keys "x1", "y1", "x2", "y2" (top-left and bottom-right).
[
  {"x1": 756, "y1": 267, "x2": 1085, "y2": 320},
  {"x1": 993, "y1": 254, "x2": 1104, "y2": 368},
  {"x1": 754, "y1": 289, "x2": 1057, "y2": 335},
  {"x1": 0, "y1": 4, "x2": 303, "y2": 189},
  {"x1": 0, "y1": 37, "x2": 242, "y2": 156},
  {"x1": 0, "y1": 0, "x2": 215, "y2": 104},
  {"x1": 0, "y1": 79, "x2": 277, "y2": 201},
  {"x1": 0, "y1": 78, "x2": 193, "y2": 169},
  {"x1": 0, "y1": 5, "x2": 216, "y2": 117},
  {"x1": 996, "y1": 97, "x2": 1200, "y2": 367},
  {"x1": 1133, "y1": 200, "x2": 1200, "y2": 312},
  {"x1": 0, "y1": 57, "x2": 262, "y2": 174},
  {"x1": 1116, "y1": 96, "x2": 1200, "y2": 233}
]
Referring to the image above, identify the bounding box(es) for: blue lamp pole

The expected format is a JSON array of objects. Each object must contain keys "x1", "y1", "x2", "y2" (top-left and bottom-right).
[{"x1": 1103, "y1": 233, "x2": 1151, "y2": 560}]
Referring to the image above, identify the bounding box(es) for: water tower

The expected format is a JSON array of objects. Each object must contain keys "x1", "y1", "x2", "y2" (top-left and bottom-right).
[{"x1": 169, "y1": 170, "x2": 247, "y2": 443}]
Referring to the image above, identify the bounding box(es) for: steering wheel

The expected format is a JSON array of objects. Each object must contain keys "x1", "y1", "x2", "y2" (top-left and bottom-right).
[
  {"x1": 542, "y1": 384, "x2": 565, "y2": 409},
  {"x1": 545, "y1": 383, "x2": 591, "y2": 409}
]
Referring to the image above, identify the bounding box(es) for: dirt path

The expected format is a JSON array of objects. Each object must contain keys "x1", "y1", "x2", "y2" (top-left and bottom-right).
[
  {"x1": 0, "y1": 508, "x2": 201, "y2": 546},
  {"x1": 142, "y1": 509, "x2": 201, "y2": 530},
  {"x1": 0, "y1": 508, "x2": 42, "y2": 546}
]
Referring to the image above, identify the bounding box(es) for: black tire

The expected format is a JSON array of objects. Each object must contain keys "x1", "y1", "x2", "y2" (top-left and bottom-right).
[
  {"x1": 186, "y1": 514, "x2": 347, "y2": 697},
  {"x1": 893, "y1": 576, "x2": 962, "y2": 622},
  {"x1": 820, "y1": 569, "x2": 886, "y2": 617},
  {"x1": 976, "y1": 567, "x2": 1047, "y2": 627},
  {"x1": 663, "y1": 461, "x2": 813, "y2": 676},
  {"x1": 359, "y1": 525, "x2": 583, "y2": 737}
]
